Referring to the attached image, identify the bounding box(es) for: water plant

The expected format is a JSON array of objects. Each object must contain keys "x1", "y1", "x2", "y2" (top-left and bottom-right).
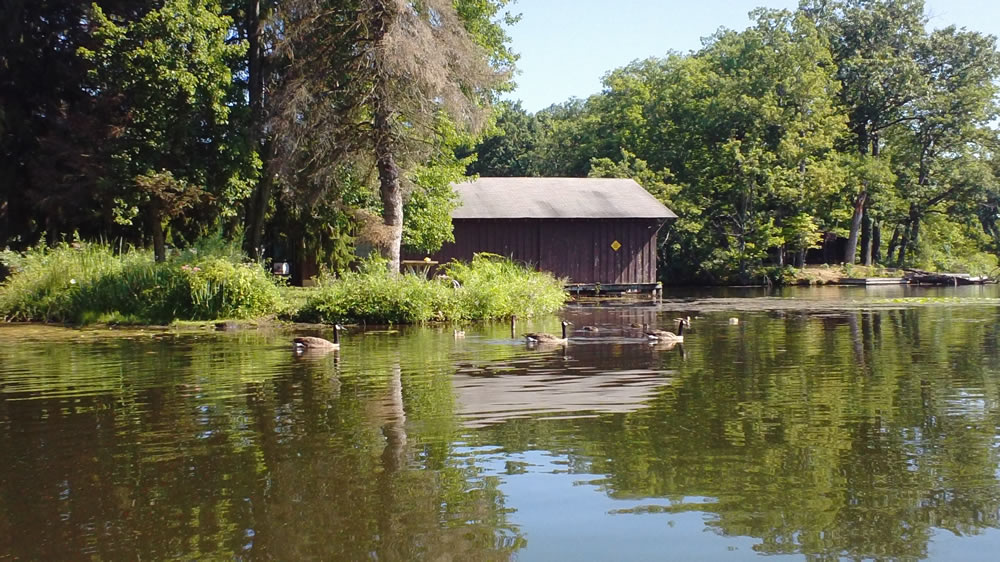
[
  {"x1": 441, "y1": 253, "x2": 568, "y2": 320},
  {"x1": 0, "y1": 242, "x2": 282, "y2": 324},
  {"x1": 298, "y1": 254, "x2": 567, "y2": 324},
  {"x1": 297, "y1": 258, "x2": 455, "y2": 324}
]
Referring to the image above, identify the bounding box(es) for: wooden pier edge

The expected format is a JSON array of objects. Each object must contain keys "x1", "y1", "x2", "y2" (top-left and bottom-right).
[{"x1": 566, "y1": 282, "x2": 662, "y2": 297}]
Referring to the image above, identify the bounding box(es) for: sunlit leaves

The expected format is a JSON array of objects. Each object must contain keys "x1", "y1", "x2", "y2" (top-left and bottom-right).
[{"x1": 79, "y1": 0, "x2": 256, "y2": 238}]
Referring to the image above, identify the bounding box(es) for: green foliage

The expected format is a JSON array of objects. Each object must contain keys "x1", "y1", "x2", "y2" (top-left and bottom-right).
[
  {"x1": 173, "y1": 257, "x2": 282, "y2": 320},
  {"x1": 441, "y1": 253, "x2": 569, "y2": 320},
  {"x1": 269, "y1": 0, "x2": 509, "y2": 272},
  {"x1": 0, "y1": 242, "x2": 281, "y2": 324},
  {"x1": 910, "y1": 215, "x2": 999, "y2": 276},
  {"x1": 782, "y1": 213, "x2": 824, "y2": 256},
  {"x1": 454, "y1": 0, "x2": 520, "y2": 85},
  {"x1": 298, "y1": 257, "x2": 454, "y2": 324},
  {"x1": 466, "y1": 3, "x2": 1000, "y2": 283},
  {"x1": 588, "y1": 149, "x2": 681, "y2": 207},
  {"x1": 298, "y1": 254, "x2": 567, "y2": 324},
  {"x1": 11, "y1": 0, "x2": 1000, "y2": 285},
  {"x1": 402, "y1": 115, "x2": 469, "y2": 254},
  {"x1": 79, "y1": 0, "x2": 256, "y2": 235},
  {"x1": 0, "y1": 242, "x2": 139, "y2": 323},
  {"x1": 465, "y1": 101, "x2": 540, "y2": 177},
  {"x1": 402, "y1": 169, "x2": 460, "y2": 254},
  {"x1": 752, "y1": 264, "x2": 800, "y2": 286}
]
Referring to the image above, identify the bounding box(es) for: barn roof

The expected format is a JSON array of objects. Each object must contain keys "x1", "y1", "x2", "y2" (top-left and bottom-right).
[{"x1": 451, "y1": 177, "x2": 677, "y2": 220}]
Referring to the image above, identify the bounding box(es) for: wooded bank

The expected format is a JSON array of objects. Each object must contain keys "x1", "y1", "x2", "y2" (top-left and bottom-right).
[{"x1": 3, "y1": 1, "x2": 999, "y2": 286}]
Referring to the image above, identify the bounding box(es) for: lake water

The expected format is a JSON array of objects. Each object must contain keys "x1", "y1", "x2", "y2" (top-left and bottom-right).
[{"x1": 3, "y1": 285, "x2": 1000, "y2": 560}]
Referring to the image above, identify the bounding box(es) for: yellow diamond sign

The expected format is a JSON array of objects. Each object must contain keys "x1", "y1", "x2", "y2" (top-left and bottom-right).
[{"x1": 610, "y1": 240, "x2": 622, "y2": 252}]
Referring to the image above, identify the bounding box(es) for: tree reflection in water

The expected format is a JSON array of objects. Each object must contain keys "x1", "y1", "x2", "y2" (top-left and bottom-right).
[{"x1": 2, "y1": 303, "x2": 1000, "y2": 559}]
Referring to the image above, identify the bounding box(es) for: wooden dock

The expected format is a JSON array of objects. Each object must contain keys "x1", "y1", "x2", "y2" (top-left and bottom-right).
[
  {"x1": 839, "y1": 277, "x2": 908, "y2": 285},
  {"x1": 565, "y1": 282, "x2": 662, "y2": 297},
  {"x1": 839, "y1": 270, "x2": 993, "y2": 286},
  {"x1": 903, "y1": 268, "x2": 991, "y2": 286},
  {"x1": 906, "y1": 273, "x2": 988, "y2": 286}
]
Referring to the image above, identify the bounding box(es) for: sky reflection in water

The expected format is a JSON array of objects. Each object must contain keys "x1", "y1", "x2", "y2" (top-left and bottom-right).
[{"x1": 2, "y1": 286, "x2": 1000, "y2": 559}]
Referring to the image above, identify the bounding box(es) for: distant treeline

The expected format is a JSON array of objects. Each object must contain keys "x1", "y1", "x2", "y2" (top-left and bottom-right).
[
  {"x1": 3, "y1": 1, "x2": 999, "y2": 284},
  {"x1": 468, "y1": 1, "x2": 1000, "y2": 283}
]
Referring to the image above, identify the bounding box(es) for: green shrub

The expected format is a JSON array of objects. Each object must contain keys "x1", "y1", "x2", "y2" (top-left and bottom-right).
[
  {"x1": 174, "y1": 258, "x2": 282, "y2": 320},
  {"x1": 0, "y1": 243, "x2": 132, "y2": 322},
  {"x1": 298, "y1": 258, "x2": 453, "y2": 324},
  {"x1": 442, "y1": 253, "x2": 567, "y2": 320},
  {"x1": 751, "y1": 264, "x2": 799, "y2": 287},
  {"x1": 911, "y1": 215, "x2": 999, "y2": 276},
  {"x1": 299, "y1": 254, "x2": 567, "y2": 324},
  {"x1": 0, "y1": 242, "x2": 282, "y2": 324}
]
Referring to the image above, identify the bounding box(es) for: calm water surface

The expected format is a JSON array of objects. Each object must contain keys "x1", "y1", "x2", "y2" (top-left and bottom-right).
[{"x1": 3, "y1": 285, "x2": 1000, "y2": 560}]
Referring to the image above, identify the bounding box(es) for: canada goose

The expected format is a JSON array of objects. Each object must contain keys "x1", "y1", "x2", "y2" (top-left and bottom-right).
[
  {"x1": 294, "y1": 324, "x2": 344, "y2": 350},
  {"x1": 648, "y1": 338, "x2": 681, "y2": 350},
  {"x1": 525, "y1": 321, "x2": 572, "y2": 344},
  {"x1": 643, "y1": 318, "x2": 689, "y2": 342}
]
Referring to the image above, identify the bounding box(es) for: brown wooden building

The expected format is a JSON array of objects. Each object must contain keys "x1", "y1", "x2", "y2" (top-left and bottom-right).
[{"x1": 416, "y1": 177, "x2": 676, "y2": 288}]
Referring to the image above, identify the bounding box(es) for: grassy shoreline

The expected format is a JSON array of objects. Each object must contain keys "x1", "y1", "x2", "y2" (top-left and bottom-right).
[{"x1": 0, "y1": 244, "x2": 568, "y2": 327}]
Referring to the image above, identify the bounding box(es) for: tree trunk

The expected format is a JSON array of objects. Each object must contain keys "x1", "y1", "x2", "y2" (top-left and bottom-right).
[
  {"x1": 150, "y1": 206, "x2": 166, "y2": 262},
  {"x1": 376, "y1": 361, "x2": 407, "y2": 556},
  {"x1": 374, "y1": 99, "x2": 403, "y2": 274},
  {"x1": 861, "y1": 206, "x2": 872, "y2": 266},
  {"x1": 381, "y1": 363, "x2": 407, "y2": 471},
  {"x1": 844, "y1": 190, "x2": 867, "y2": 264},
  {"x1": 244, "y1": 0, "x2": 269, "y2": 255},
  {"x1": 896, "y1": 225, "x2": 908, "y2": 267},
  {"x1": 247, "y1": 0, "x2": 263, "y2": 129},
  {"x1": 872, "y1": 222, "x2": 882, "y2": 265},
  {"x1": 886, "y1": 225, "x2": 900, "y2": 264},
  {"x1": 908, "y1": 214, "x2": 920, "y2": 259},
  {"x1": 823, "y1": 232, "x2": 836, "y2": 264},
  {"x1": 246, "y1": 172, "x2": 273, "y2": 256},
  {"x1": 370, "y1": 0, "x2": 403, "y2": 274}
]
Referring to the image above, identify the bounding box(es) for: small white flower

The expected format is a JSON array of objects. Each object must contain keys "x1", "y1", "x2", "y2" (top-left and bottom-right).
[{"x1": 69, "y1": 279, "x2": 77, "y2": 285}]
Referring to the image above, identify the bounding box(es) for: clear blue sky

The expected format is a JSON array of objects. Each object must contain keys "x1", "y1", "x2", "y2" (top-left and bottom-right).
[{"x1": 503, "y1": 0, "x2": 1000, "y2": 112}]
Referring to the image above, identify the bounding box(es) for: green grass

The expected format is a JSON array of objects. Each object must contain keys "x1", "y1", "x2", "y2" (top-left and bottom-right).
[
  {"x1": 0, "y1": 242, "x2": 282, "y2": 324},
  {"x1": 0, "y1": 246, "x2": 567, "y2": 326},
  {"x1": 297, "y1": 253, "x2": 568, "y2": 324}
]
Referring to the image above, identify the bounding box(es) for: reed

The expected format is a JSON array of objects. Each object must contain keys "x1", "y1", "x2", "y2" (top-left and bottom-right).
[
  {"x1": 297, "y1": 258, "x2": 454, "y2": 324},
  {"x1": 298, "y1": 254, "x2": 567, "y2": 324},
  {"x1": 0, "y1": 242, "x2": 282, "y2": 324},
  {"x1": 441, "y1": 253, "x2": 567, "y2": 320}
]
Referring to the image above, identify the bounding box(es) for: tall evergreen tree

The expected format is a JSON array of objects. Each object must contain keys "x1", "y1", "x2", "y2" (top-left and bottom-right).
[{"x1": 270, "y1": 0, "x2": 511, "y2": 272}]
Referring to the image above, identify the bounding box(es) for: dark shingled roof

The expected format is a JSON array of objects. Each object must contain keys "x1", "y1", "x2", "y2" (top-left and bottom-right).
[{"x1": 451, "y1": 177, "x2": 677, "y2": 219}]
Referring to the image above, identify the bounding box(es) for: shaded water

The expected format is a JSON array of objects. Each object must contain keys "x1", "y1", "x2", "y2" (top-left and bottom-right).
[{"x1": 3, "y1": 286, "x2": 1000, "y2": 559}]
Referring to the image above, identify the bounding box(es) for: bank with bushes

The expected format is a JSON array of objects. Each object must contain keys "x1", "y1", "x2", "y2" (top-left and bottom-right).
[{"x1": 0, "y1": 244, "x2": 567, "y2": 326}]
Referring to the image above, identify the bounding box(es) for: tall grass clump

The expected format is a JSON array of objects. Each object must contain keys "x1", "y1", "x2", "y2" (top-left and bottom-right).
[
  {"x1": 0, "y1": 243, "x2": 130, "y2": 323},
  {"x1": 298, "y1": 254, "x2": 567, "y2": 324},
  {"x1": 174, "y1": 257, "x2": 282, "y2": 320},
  {"x1": 442, "y1": 253, "x2": 567, "y2": 320},
  {"x1": 0, "y1": 241, "x2": 282, "y2": 324},
  {"x1": 297, "y1": 258, "x2": 454, "y2": 324}
]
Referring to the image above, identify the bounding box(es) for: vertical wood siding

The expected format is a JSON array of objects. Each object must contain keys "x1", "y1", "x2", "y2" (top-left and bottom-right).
[{"x1": 408, "y1": 219, "x2": 666, "y2": 284}]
